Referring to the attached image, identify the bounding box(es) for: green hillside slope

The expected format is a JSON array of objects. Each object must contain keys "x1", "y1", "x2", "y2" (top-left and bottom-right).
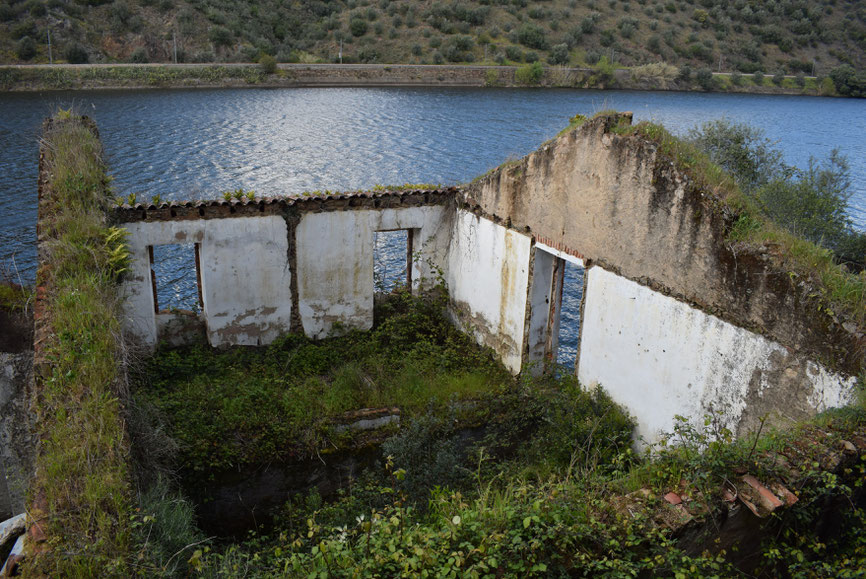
[{"x1": 2, "y1": 0, "x2": 865, "y2": 80}]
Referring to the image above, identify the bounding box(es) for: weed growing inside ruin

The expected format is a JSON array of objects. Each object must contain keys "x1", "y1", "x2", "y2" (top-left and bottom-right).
[{"x1": 134, "y1": 289, "x2": 512, "y2": 473}]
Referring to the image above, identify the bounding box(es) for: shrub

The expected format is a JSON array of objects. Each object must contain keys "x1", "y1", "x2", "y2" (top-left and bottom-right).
[
  {"x1": 515, "y1": 60, "x2": 544, "y2": 85},
  {"x1": 731, "y1": 71, "x2": 742, "y2": 86},
  {"x1": 549, "y1": 43, "x2": 569, "y2": 65},
  {"x1": 829, "y1": 65, "x2": 866, "y2": 97},
  {"x1": 753, "y1": 70, "x2": 764, "y2": 85},
  {"x1": 16, "y1": 35, "x2": 37, "y2": 60},
  {"x1": 259, "y1": 53, "x2": 277, "y2": 74},
  {"x1": 64, "y1": 42, "x2": 89, "y2": 64},
  {"x1": 517, "y1": 22, "x2": 548, "y2": 50},
  {"x1": 756, "y1": 151, "x2": 856, "y2": 252},
  {"x1": 350, "y1": 18, "x2": 368, "y2": 37},
  {"x1": 687, "y1": 119, "x2": 785, "y2": 193},
  {"x1": 696, "y1": 67, "x2": 714, "y2": 89},
  {"x1": 209, "y1": 25, "x2": 233, "y2": 47},
  {"x1": 129, "y1": 46, "x2": 148, "y2": 63},
  {"x1": 772, "y1": 70, "x2": 785, "y2": 85},
  {"x1": 505, "y1": 45, "x2": 522, "y2": 62}
]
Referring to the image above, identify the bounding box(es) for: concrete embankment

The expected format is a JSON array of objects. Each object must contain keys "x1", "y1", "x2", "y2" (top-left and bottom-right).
[{"x1": 0, "y1": 63, "x2": 825, "y2": 96}]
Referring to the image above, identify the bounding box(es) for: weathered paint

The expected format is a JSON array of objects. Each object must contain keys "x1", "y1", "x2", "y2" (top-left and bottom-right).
[
  {"x1": 120, "y1": 216, "x2": 293, "y2": 348},
  {"x1": 296, "y1": 206, "x2": 450, "y2": 339},
  {"x1": 446, "y1": 209, "x2": 531, "y2": 373},
  {"x1": 577, "y1": 267, "x2": 858, "y2": 444}
]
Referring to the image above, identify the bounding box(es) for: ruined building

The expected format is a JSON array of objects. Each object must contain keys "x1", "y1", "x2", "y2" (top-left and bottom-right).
[{"x1": 110, "y1": 112, "x2": 862, "y2": 445}]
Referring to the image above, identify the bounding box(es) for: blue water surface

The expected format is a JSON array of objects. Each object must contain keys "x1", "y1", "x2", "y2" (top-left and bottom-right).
[{"x1": 2, "y1": 87, "x2": 864, "y2": 297}]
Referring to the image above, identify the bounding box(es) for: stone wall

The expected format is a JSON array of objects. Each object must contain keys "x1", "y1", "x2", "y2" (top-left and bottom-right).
[{"x1": 0, "y1": 351, "x2": 33, "y2": 519}]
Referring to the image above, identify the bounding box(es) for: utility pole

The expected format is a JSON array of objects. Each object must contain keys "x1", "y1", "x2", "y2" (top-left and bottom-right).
[
  {"x1": 173, "y1": 30, "x2": 177, "y2": 64},
  {"x1": 47, "y1": 28, "x2": 52, "y2": 64},
  {"x1": 339, "y1": 38, "x2": 342, "y2": 64}
]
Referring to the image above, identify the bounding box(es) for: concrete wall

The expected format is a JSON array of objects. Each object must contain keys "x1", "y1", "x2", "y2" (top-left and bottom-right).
[
  {"x1": 297, "y1": 206, "x2": 450, "y2": 339},
  {"x1": 119, "y1": 204, "x2": 451, "y2": 347},
  {"x1": 446, "y1": 210, "x2": 531, "y2": 373},
  {"x1": 121, "y1": 215, "x2": 293, "y2": 348},
  {"x1": 578, "y1": 267, "x2": 857, "y2": 443}
]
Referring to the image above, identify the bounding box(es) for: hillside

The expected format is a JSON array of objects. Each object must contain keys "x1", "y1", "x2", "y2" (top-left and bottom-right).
[{"x1": 2, "y1": 0, "x2": 865, "y2": 79}]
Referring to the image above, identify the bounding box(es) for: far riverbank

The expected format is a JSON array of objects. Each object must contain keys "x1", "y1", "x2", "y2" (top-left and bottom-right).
[{"x1": 0, "y1": 62, "x2": 831, "y2": 96}]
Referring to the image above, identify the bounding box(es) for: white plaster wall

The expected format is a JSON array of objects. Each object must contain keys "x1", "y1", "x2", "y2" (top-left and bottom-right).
[
  {"x1": 120, "y1": 215, "x2": 293, "y2": 348},
  {"x1": 445, "y1": 210, "x2": 531, "y2": 373},
  {"x1": 296, "y1": 206, "x2": 450, "y2": 339},
  {"x1": 578, "y1": 267, "x2": 857, "y2": 444}
]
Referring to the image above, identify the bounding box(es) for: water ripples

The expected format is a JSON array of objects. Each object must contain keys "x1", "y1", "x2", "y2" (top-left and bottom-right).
[{"x1": 2, "y1": 88, "x2": 864, "y2": 287}]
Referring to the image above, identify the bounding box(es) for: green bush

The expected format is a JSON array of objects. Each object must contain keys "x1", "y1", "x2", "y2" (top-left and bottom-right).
[
  {"x1": 689, "y1": 119, "x2": 865, "y2": 267},
  {"x1": 516, "y1": 22, "x2": 547, "y2": 50},
  {"x1": 208, "y1": 25, "x2": 233, "y2": 48},
  {"x1": 756, "y1": 151, "x2": 856, "y2": 252},
  {"x1": 695, "y1": 67, "x2": 714, "y2": 89},
  {"x1": 829, "y1": 65, "x2": 866, "y2": 97},
  {"x1": 129, "y1": 46, "x2": 148, "y2": 63},
  {"x1": 515, "y1": 61, "x2": 543, "y2": 85},
  {"x1": 350, "y1": 17, "x2": 368, "y2": 37},
  {"x1": 687, "y1": 118, "x2": 784, "y2": 192},
  {"x1": 64, "y1": 42, "x2": 89, "y2": 64},
  {"x1": 15, "y1": 35, "x2": 36, "y2": 60},
  {"x1": 548, "y1": 42, "x2": 569, "y2": 65},
  {"x1": 258, "y1": 53, "x2": 277, "y2": 73}
]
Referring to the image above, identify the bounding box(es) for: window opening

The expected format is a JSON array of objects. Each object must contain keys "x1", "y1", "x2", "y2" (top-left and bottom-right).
[
  {"x1": 149, "y1": 243, "x2": 202, "y2": 313},
  {"x1": 373, "y1": 230, "x2": 411, "y2": 294},
  {"x1": 555, "y1": 260, "x2": 585, "y2": 370}
]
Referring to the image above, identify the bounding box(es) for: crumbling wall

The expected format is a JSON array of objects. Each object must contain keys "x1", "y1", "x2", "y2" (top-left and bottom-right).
[
  {"x1": 121, "y1": 215, "x2": 293, "y2": 348},
  {"x1": 466, "y1": 113, "x2": 862, "y2": 442},
  {"x1": 116, "y1": 193, "x2": 453, "y2": 348},
  {"x1": 445, "y1": 209, "x2": 531, "y2": 373},
  {"x1": 297, "y1": 206, "x2": 450, "y2": 339},
  {"x1": 578, "y1": 267, "x2": 856, "y2": 441},
  {"x1": 0, "y1": 352, "x2": 33, "y2": 519}
]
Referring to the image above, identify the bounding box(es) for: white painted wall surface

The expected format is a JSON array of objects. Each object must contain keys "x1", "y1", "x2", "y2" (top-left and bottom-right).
[
  {"x1": 445, "y1": 210, "x2": 531, "y2": 373},
  {"x1": 120, "y1": 216, "x2": 293, "y2": 348},
  {"x1": 296, "y1": 206, "x2": 450, "y2": 339},
  {"x1": 578, "y1": 267, "x2": 857, "y2": 444}
]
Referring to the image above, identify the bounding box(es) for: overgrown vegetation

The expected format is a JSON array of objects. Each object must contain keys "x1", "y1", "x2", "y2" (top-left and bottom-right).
[
  {"x1": 27, "y1": 113, "x2": 133, "y2": 574},
  {"x1": 185, "y1": 393, "x2": 866, "y2": 577},
  {"x1": 130, "y1": 285, "x2": 866, "y2": 577},
  {"x1": 614, "y1": 118, "x2": 866, "y2": 326},
  {"x1": 0, "y1": 0, "x2": 864, "y2": 89},
  {"x1": 0, "y1": 64, "x2": 271, "y2": 90},
  {"x1": 134, "y1": 289, "x2": 513, "y2": 473},
  {"x1": 688, "y1": 119, "x2": 866, "y2": 268}
]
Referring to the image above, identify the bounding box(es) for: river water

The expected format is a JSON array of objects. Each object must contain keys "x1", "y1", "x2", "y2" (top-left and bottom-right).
[{"x1": 2, "y1": 88, "x2": 864, "y2": 364}]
